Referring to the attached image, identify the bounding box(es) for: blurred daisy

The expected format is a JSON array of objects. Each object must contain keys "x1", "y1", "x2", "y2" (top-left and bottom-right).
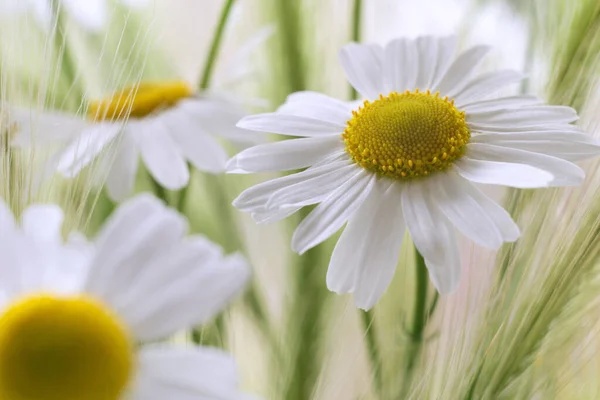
[
  {"x1": 12, "y1": 81, "x2": 264, "y2": 201},
  {"x1": 228, "y1": 36, "x2": 600, "y2": 310},
  {"x1": 0, "y1": 0, "x2": 149, "y2": 31},
  {"x1": 0, "y1": 194, "x2": 253, "y2": 400}
]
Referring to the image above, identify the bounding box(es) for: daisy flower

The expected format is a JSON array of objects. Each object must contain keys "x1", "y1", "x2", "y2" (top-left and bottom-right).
[
  {"x1": 227, "y1": 36, "x2": 600, "y2": 310},
  {"x1": 0, "y1": 193, "x2": 254, "y2": 400},
  {"x1": 0, "y1": 0, "x2": 149, "y2": 31},
  {"x1": 11, "y1": 81, "x2": 264, "y2": 201}
]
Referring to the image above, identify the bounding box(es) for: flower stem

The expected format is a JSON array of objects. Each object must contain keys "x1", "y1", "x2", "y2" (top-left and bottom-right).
[
  {"x1": 275, "y1": 0, "x2": 306, "y2": 94},
  {"x1": 198, "y1": 0, "x2": 236, "y2": 90},
  {"x1": 349, "y1": 0, "x2": 363, "y2": 100},
  {"x1": 402, "y1": 247, "x2": 429, "y2": 396}
]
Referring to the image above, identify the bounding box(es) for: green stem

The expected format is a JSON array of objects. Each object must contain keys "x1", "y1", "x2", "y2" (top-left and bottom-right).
[
  {"x1": 362, "y1": 309, "x2": 383, "y2": 397},
  {"x1": 349, "y1": 0, "x2": 362, "y2": 100},
  {"x1": 198, "y1": 0, "x2": 237, "y2": 90},
  {"x1": 402, "y1": 247, "x2": 429, "y2": 395},
  {"x1": 275, "y1": 0, "x2": 305, "y2": 93}
]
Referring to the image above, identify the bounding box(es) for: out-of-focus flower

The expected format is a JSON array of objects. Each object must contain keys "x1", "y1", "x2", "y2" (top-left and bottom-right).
[
  {"x1": 228, "y1": 36, "x2": 600, "y2": 310},
  {"x1": 0, "y1": 193, "x2": 253, "y2": 400},
  {"x1": 0, "y1": 0, "x2": 149, "y2": 31},
  {"x1": 11, "y1": 82, "x2": 264, "y2": 201}
]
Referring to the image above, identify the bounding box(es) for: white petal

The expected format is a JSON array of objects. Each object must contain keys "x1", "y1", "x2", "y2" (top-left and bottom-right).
[
  {"x1": 467, "y1": 105, "x2": 578, "y2": 128},
  {"x1": 178, "y1": 98, "x2": 265, "y2": 146},
  {"x1": 339, "y1": 43, "x2": 384, "y2": 100},
  {"x1": 120, "y1": 239, "x2": 249, "y2": 340},
  {"x1": 163, "y1": 108, "x2": 228, "y2": 173},
  {"x1": 471, "y1": 132, "x2": 600, "y2": 161},
  {"x1": 252, "y1": 206, "x2": 302, "y2": 225},
  {"x1": 430, "y1": 36, "x2": 458, "y2": 88},
  {"x1": 132, "y1": 346, "x2": 240, "y2": 400},
  {"x1": 383, "y1": 37, "x2": 417, "y2": 92},
  {"x1": 401, "y1": 183, "x2": 461, "y2": 294},
  {"x1": 21, "y1": 205, "x2": 64, "y2": 243},
  {"x1": 226, "y1": 136, "x2": 342, "y2": 173},
  {"x1": 434, "y1": 45, "x2": 491, "y2": 97},
  {"x1": 466, "y1": 143, "x2": 585, "y2": 186},
  {"x1": 134, "y1": 122, "x2": 189, "y2": 190},
  {"x1": 61, "y1": 0, "x2": 107, "y2": 31},
  {"x1": 291, "y1": 170, "x2": 375, "y2": 254},
  {"x1": 105, "y1": 133, "x2": 139, "y2": 202},
  {"x1": 57, "y1": 123, "x2": 121, "y2": 178},
  {"x1": 10, "y1": 108, "x2": 87, "y2": 147},
  {"x1": 0, "y1": 199, "x2": 15, "y2": 234},
  {"x1": 428, "y1": 173, "x2": 503, "y2": 249},
  {"x1": 449, "y1": 176, "x2": 519, "y2": 242},
  {"x1": 461, "y1": 95, "x2": 542, "y2": 113},
  {"x1": 328, "y1": 182, "x2": 405, "y2": 310},
  {"x1": 414, "y1": 36, "x2": 439, "y2": 90},
  {"x1": 237, "y1": 113, "x2": 344, "y2": 137},
  {"x1": 84, "y1": 194, "x2": 188, "y2": 306},
  {"x1": 266, "y1": 162, "x2": 357, "y2": 209},
  {"x1": 454, "y1": 70, "x2": 524, "y2": 106},
  {"x1": 277, "y1": 91, "x2": 353, "y2": 126},
  {"x1": 454, "y1": 157, "x2": 553, "y2": 188}
]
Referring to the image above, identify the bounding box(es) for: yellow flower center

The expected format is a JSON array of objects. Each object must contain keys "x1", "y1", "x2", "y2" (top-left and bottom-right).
[
  {"x1": 88, "y1": 81, "x2": 193, "y2": 121},
  {"x1": 343, "y1": 90, "x2": 470, "y2": 179},
  {"x1": 0, "y1": 295, "x2": 134, "y2": 400}
]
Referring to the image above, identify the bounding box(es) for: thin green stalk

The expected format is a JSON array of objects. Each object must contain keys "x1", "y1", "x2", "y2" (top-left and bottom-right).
[
  {"x1": 402, "y1": 247, "x2": 429, "y2": 395},
  {"x1": 349, "y1": 0, "x2": 362, "y2": 99},
  {"x1": 198, "y1": 0, "x2": 237, "y2": 90},
  {"x1": 362, "y1": 309, "x2": 383, "y2": 396},
  {"x1": 275, "y1": 0, "x2": 305, "y2": 93}
]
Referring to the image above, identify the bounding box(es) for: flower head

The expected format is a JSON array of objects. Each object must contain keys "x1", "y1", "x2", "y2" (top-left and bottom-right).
[
  {"x1": 0, "y1": 194, "x2": 253, "y2": 399},
  {"x1": 228, "y1": 36, "x2": 600, "y2": 310},
  {"x1": 11, "y1": 80, "x2": 264, "y2": 201}
]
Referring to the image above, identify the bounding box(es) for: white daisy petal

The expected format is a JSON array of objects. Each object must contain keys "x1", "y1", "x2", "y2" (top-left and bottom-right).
[
  {"x1": 339, "y1": 43, "x2": 384, "y2": 100},
  {"x1": 454, "y1": 157, "x2": 553, "y2": 188},
  {"x1": 471, "y1": 133, "x2": 600, "y2": 161},
  {"x1": 435, "y1": 45, "x2": 491, "y2": 97},
  {"x1": 466, "y1": 143, "x2": 585, "y2": 186},
  {"x1": 84, "y1": 195, "x2": 188, "y2": 303},
  {"x1": 237, "y1": 113, "x2": 345, "y2": 136},
  {"x1": 163, "y1": 109, "x2": 228, "y2": 173},
  {"x1": 383, "y1": 37, "x2": 417, "y2": 92},
  {"x1": 449, "y1": 176, "x2": 520, "y2": 242},
  {"x1": 414, "y1": 36, "x2": 439, "y2": 89},
  {"x1": 105, "y1": 133, "x2": 139, "y2": 202},
  {"x1": 120, "y1": 239, "x2": 249, "y2": 340},
  {"x1": 0, "y1": 199, "x2": 15, "y2": 234},
  {"x1": 429, "y1": 173, "x2": 503, "y2": 249},
  {"x1": 402, "y1": 182, "x2": 461, "y2": 294},
  {"x1": 132, "y1": 346, "x2": 240, "y2": 400},
  {"x1": 454, "y1": 70, "x2": 525, "y2": 106},
  {"x1": 462, "y1": 95, "x2": 542, "y2": 113},
  {"x1": 10, "y1": 108, "x2": 87, "y2": 147},
  {"x1": 328, "y1": 182, "x2": 405, "y2": 310},
  {"x1": 266, "y1": 162, "x2": 357, "y2": 209},
  {"x1": 292, "y1": 170, "x2": 376, "y2": 254},
  {"x1": 430, "y1": 36, "x2": 458, "y2": 88},
  {"x1": 467, "y1": 105, "x2": 579, "y2": 128},
  {"x1": 57, "y1": 123, "x2": 121, "y2": 178},
  {"x1": 21, "y1": 205, "x2": 64, "y2": 243},
  {"x1": 226, "y1": 136, "x2": 342, "y2": 173},
  {"x1": 252, "y1": 206, "x2": 303, "y2": 225},
  {"x1": 278, "y1": 91, "x2": 353, "y2": 125},
  {"x1": 134, "y1": 122, "x2": 189, "y2": 190}
]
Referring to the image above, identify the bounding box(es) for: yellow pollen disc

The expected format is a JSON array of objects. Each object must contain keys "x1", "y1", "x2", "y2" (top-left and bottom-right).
[
  {"x1": 88, "y1": 80, "x2": 192, "y2": 121},
  {"x1": 343, "y1": 90, "x2": 470, "y2": 179},
  {"x1": 0, "y1": 295, "x2": 134, "y2": 400}
]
